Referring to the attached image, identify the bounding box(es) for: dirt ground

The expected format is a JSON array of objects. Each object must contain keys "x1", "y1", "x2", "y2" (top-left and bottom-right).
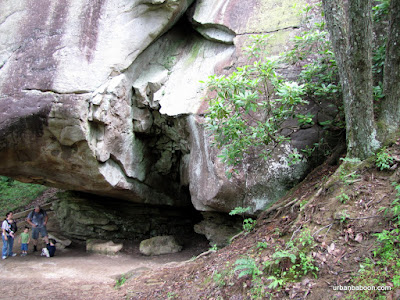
[{"x1": 0, "y1": 237, "x2": 209, "y2": 300}]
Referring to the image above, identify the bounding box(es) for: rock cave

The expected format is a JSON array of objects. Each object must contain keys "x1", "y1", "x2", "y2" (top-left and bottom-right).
[{"x1": 0, "y1": 0, "x2": 338, "y2": 248}]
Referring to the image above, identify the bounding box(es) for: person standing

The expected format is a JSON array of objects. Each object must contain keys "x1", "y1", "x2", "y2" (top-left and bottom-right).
[
  {"x1": 18, "y1": 226, "x2": 30, "y2": 256},
  {"x1": 2, "y1": 211, "x2": 17, "y2": 259},
  {"x1": 26, "y1": 206, "x2": 49, "y2": 252}
]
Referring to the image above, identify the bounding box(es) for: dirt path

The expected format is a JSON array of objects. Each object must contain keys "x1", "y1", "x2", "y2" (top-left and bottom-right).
[{"x1": 1, "y1": 239, "x2": 208, "y2": 300}]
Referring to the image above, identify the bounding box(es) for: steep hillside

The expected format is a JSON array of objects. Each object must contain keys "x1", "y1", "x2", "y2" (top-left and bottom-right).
[{"x1": 120, "y1": 138, "x2": 400, "y2": 299}]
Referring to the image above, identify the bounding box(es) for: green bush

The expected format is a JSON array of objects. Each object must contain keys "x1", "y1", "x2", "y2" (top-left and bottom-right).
[
  {"x1": 375, "y1": 147, "x2": 394, "y2": 170},
  {"x1": 229, "y1": 206, "x2": 256, "y2": 233},
  {"x1": 234, "y1": 257, "x2": 262, "y2": 279},
  {"x1": 204, "y1": 35, "x2": 308, "y2": 174}
]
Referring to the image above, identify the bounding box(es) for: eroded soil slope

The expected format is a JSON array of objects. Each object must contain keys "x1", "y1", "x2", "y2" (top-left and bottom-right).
[{"x1": 120, "y1": 140, "x2": 400, "y2": 300}]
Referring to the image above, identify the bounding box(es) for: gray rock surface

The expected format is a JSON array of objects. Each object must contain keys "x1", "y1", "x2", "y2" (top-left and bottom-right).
[
  {"x1": 48, "y1": 233, "x2": 72, "y2": 250},
  {"x1": 0, "y1": 0, "x2": 332, "y2": 219},
  {"x1": 0, "y1": 0, "x2": 196, "y2": 206},
  {"x1": 51, "y1": 193, "x2": 197, "y2": 240},
  {"x1": 194, "y1": 212, "x2": 242, "y2": 247}
]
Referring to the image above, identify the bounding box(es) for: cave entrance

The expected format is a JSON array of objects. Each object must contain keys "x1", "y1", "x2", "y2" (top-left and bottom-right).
[{"x1": 52, "y1": 192, "x2": 209, "y2": 252}]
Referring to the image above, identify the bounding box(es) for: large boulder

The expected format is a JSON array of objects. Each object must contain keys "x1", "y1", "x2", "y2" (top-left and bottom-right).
[
  {"x1": 0, "y1": 0, "x2": 195, "y2": 206},
  {"x1": 139, "y1": 235, "x2": 182, "y2": 256},
  {"x1": 0, "y1": 0, "x2": 333, "y2": 217},
  {"x1": 48, "y1": 233, "x2": 72, "y2": 250},
  {"x1": 187, "y1": 116, "x2": 313, "y2": 214},
  {"x1": 86, "y1": 239, "x2": 123, "y2": 255}
]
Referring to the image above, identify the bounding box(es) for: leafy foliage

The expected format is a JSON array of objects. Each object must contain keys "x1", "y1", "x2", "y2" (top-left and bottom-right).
[
  {"x1": 285, "y1": 23, "x2": 340, "y2": 100},
  {"x1": 336, "y1": 191, "x2": 350, "y2": 203},
  {"x1": 283, "y1": 8, "x2": 343, "y2": 132},
  {"x1": 209, "y1": 244, "x2": 218, "y2": 251},
  {"x1": 114, "y1": 275, "x2": 127, "y2": 289},
  {"x1": 229, "y1": 206, "x2": 256, "y2": 233},
  {"x1": 229, "y1": 206, "x2": 251, "y2": 216},
  {"x1": 267, "y1": 275, "x2": 285, "y2": 289},
  {"x1": 243, "y1": 218, "x2": 257, "y2": 232},
  {"x1": 204, "y1": 35, "x2": 308, "y2": 172},
  {"x1": 0, "y1": 176, "x2": 48, "y2": 216},
  {"x1": 375, "y1": 147, "x2": 394, "y2": 170},
  {"x1": 264, "y1": 227, "x2": 319, "y2": 281},
  {"x1": 212, "y1": 271, "x2": 227, "y2": 287},
  {"x1": 234, "y1": 257, "x2": 262, "y2": 279},
  {"x1": 372, "y1": 0, "x2": 390, "y2": 21},
  {"x1": 203, "y1": 2, "x2": 352, "y2": 174},
  {"x1": 232, "y1": 227, "x2": 319, "y2": 298},
  {"x1": 391, "y1": 183, "x2": 400, "y2": 223}
]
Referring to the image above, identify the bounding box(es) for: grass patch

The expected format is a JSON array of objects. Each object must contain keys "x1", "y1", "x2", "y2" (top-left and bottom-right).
[
  {"x1": 114, "y1": 275, "x2": 127, "y2": 289},
  {"x1": 0, "y1": 176, "x2": 48, "y2": 216}
]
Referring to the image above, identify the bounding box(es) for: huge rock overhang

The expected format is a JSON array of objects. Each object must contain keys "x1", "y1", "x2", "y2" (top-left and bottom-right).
[{"x1": 0, "y1": 0, "x2": 323, "y2": 215}]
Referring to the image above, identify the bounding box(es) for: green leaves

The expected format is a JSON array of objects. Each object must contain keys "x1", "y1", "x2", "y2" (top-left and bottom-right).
[
  {"x1": 263, "y1": 227, "x2": 319, "y2": 283},
  {"x1": 373, "y1": 0, "x2": 390, "y2": 21},
  {"x1": 204, "y1": 5, "x2": 348, "y2": 175},
  {"x1": 390, "y1": 182, "x2": 400, "y2": 224},
  {"x1": 243, "y1": 218, "x2": 257, "y2": 232},
  {"x1": 204, "y1": 36, "x2": 309, "y2": 172},
  {"x1": 375, "y1": 147, "x2": 394, "y2": 170},
  {"x1": 275, "y1": 81, "x2": 307, "y2": 106},
  {"x1": 229, "y1": 206, "x2": 251, "y2": 216},
  {"x1": 0, "y1": 176, "x2": 48, "y2": 216},
  {"x1": 230, "y1": 207, "x2": 256, "y2": 232},
  {"x1": 271, "y1": 250, "x2": 297, "y2": 264},
  {"x1": 267, "y1": 275, "x2": 284, "y2": 289},
  {"x1": 114, "y1": 275, "x2": 127, "y2": 289},
  {"x1": 283, "y1": 14, "x2": 344, "y2": 133},
  {"x1": 234, "y1": 258, "x2": 262, "y2": 279}
]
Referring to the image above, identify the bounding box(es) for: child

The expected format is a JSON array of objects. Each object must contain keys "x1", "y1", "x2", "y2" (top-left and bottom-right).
[
  {"x1": 18, "y1": 226, "x2": 30, "y2": 256},
  {"x1": 8, "y1": 219, "x2": 15, "y2": 238},
  {"x1": 41, "y1": 238, "x2": 56, "y2": 258}
]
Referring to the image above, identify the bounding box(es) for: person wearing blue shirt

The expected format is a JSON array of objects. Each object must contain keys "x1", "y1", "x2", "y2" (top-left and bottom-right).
[{"x1": 26, "y1": 206, "x2": 49, "y2": 252}]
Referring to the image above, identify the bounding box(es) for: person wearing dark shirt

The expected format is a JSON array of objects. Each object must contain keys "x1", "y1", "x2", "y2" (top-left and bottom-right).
[{"x1": 41, "y1": 238, "x2": 56, "y2": 258}]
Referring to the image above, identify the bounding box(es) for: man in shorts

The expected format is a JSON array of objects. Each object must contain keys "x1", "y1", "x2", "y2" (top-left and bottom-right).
[{"x1": 26, "y1": 206, "x2": 49, "y2": 252}]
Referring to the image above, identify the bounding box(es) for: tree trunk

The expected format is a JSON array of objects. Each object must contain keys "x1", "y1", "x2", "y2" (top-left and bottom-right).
[
  {"x1": 322, "y1": 0, "x2": 380, "y2": 159},
  {"x1": 321, "y1": 1, "x2": 350, "y2": 105},
  {"x1": 380, "y1": 0, "x2": 400, "y2": 136}
]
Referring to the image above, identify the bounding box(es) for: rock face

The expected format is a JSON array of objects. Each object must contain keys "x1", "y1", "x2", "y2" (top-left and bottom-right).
[
  {"x1": 48, "y1": 233, "x2": 72, "y2": 250},
  {"x1": 0, "y1": 0, "x2": 329, "y2": 218},
  {"x1": 194, "y1": 212, "x2": 242, "y2": 247},
  {"x1": 0, "y1": 0, "x2": 195, "y2": 207},
  {"x1": 52, "y1": 193, "x2": 200, "y2": 240}
]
